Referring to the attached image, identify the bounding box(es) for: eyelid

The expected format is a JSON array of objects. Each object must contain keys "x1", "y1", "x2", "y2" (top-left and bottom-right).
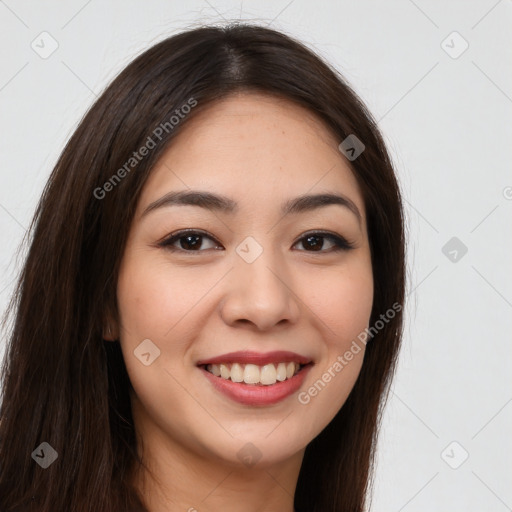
[
  {"x1": 156, "y1": 228, "x2": 222, "y2": 250},
  {"x1": 292, "y1": 229, "x2": 355, "y2": 251},
  {"x1": 157, "y1": 228, "x2": 355, "y2": 252}
]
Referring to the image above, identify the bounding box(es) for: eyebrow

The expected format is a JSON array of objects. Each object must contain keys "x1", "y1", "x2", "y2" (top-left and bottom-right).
[{"x1": 141, "y1": 190, "x2": 362, "y2": 224}]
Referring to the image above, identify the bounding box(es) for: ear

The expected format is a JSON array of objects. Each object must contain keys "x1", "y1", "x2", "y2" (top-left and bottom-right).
[
  {"x1": 103, "y1": 326, "x2": 116, "y2": 342},
  {"x1": 102, "y1": 308, "x2": 119, "y2": 342}
]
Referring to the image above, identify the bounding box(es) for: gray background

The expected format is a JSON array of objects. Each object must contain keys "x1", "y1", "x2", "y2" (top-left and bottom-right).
[{"x1": 0, "y1": 1, "x2": 511, "y2": 510}]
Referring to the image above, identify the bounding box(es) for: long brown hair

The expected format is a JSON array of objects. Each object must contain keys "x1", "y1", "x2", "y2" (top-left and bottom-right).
[{"x1": 0, "y1": 23, "x2": 405, "y2": 512}]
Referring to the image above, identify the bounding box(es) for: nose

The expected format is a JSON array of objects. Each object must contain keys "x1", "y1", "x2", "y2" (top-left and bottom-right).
[{"x1": 219, "y1": 247, "x2": 301, "y2": 331}]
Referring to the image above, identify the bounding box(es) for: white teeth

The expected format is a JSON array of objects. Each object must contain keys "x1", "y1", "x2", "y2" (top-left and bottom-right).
[
  {"x1": 230, "y1": 363, "x2": 244, "y2": 383},
  {"x1": 205, "y1": 362, "x2": 302, "y2": 385},
  {"x1": 243, "y1": 364, "x2": 261, "y2": 384},
  {"x1": 260, "y1": 364, "x2": 277, "y2": 385},
  {"x1": 276, "y1": 362, "x2": 287, "y2": 381},
  {"x1": 286, "y1": 362, "x2": 295, "y2": 379},
  {"x1": 219, "y1": 364, "x2": 230, "y2": 379}
]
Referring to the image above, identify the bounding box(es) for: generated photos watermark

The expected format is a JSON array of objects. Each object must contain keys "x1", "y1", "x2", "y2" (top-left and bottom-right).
[
  {"x1": 298, "y1": 302, "x2": 402, "y2": 405},
  {"x1": 93, "y1": 97, "x2": 198, "y2": 200}
]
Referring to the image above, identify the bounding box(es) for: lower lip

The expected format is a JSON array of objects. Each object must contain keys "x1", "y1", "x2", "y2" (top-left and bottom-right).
[{"x1": 199, "y1": 364, "x2": 313, "y2": 406}]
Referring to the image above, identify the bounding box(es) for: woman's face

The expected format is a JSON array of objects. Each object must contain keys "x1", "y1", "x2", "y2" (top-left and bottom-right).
[{"x1": 116, "y1": 92, "x2": 373, "y2": 470}]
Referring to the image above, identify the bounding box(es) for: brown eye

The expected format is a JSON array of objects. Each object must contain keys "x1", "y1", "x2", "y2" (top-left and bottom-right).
[
  {"x1": 293, "y1": 232, "x2": 354, "y2": 252},
  {"x1": 158, "y1": 230, "x2": 222, "y2": 252},
  {"x1": 158, "y1": 229, "x2": 354, "y2": 254}
]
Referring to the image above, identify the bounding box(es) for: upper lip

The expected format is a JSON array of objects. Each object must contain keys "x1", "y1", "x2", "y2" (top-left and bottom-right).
[{"x1": 196, "y1": 350, "x2": 312, "y2": 367}]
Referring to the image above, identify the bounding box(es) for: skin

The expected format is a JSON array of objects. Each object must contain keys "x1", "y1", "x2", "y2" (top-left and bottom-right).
[{"x1": 107, "y1": 92, "x2": 374, "y2": 512}]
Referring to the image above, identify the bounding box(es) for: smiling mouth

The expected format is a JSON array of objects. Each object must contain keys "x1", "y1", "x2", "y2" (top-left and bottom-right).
[{"x1": 198, "y1": 362, "x2": 311, "y2": 386}]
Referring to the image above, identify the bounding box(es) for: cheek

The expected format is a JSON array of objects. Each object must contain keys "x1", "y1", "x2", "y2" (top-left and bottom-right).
[
  {"x1": 116, "y1": 255, "x2": 213, "y2": 341},
  {"x1": 306, "y1": 262, "x2": 374, "y2": 345},
  {"x1": 117, "y1": 263, "x2": 167, "y2": 341},
  {"x1": 294, "y1": 267, "x2": 372, "y2": 432},
  {"x1": 115, "y1": 256, "x2": 203, "y2": 414}
]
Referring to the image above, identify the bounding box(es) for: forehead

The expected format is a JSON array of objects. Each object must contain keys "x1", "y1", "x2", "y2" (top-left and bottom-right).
[{"x1": 137, "y1": 92, "x2": 365, "y2": 220}]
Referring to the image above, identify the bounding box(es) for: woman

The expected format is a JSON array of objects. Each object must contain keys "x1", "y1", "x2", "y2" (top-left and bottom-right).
[{"x1": 0, "y1": 23, "x2": 405, "y2": 512}]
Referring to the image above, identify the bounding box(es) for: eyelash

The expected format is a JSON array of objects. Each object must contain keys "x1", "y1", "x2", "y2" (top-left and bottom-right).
[{"x1": 157, "y1": 229, "x2": 355, "y2": 254}]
